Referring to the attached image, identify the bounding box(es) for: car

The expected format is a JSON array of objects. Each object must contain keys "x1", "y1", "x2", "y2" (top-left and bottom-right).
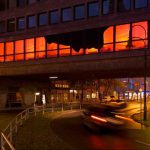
[
  {"x1": 82, "y1": 104, "x2": 130, "y2": 132},
  {"x1": 102, "y1": 96, "x2": 111, "y2": 103},
  {"x1": 109, "y1": 99, "x2": 127, "y2": 109}
]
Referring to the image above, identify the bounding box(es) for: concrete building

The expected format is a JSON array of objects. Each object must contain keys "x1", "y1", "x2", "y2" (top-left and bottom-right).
[{"x1": 0, "y1": 0, "x2": 150, "y2": 108}]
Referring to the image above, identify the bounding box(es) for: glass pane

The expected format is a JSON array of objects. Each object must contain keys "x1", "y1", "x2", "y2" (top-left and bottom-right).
[
  {"x1": 62, "y1": 8, "x2": 72, "y2": 22},
  {"x1": 0, "y1": 57, "x2": 4, "y2": 62},
  {"x1": 26, "y1": 53, "x2": 34, "y2": 60},
  {"x1": 36, "y1": 51, "x2": 45, "y2": 59},
  {"x1": 59, "y1": 49, "x2": 70, "y2": 56},
  {"x1": 104, "y1": 26, "x2": 114, "y2": 43},
  {"x1": 5, "y1": 55, "x2": 14, "y2": 62},
  {"x1": 25, "y1": 38, "x2": 34, "y2": 53},
  {"x1": 132, "y1": 21, "x2": 148, "y2": 40},
  {"x1": 6, "y1": 42, "x2": 14, "y2": 55},
  {"x1": 28, "y1": 15, "x2": 36, "y2": 28},
  {"x1": 88, "y1": 2, "x2": 99, "y2": 17},
  {"x1": 47, "y1": 50, "x2": 57, "y2": 57},
  {"x1": 18, "y1": 17, "x2": 25, "y2": 30},
  {"x1": 135, "y1": 0, "x2": 147, "y2": 8},
  {"x1": 75, "y1": 5, "x2": 85, "y2": 19},
  {"x1": 132, "y1": 40, "x2": 148, "y2": 49},
  {"x1": 36, "y1": 37, "x2": 46, "y2": 51},
  {"x1": 59, "y1": 44, "x2": 70, "y2": 49},
  {"x1": 39, "y1": 13, "x2": 47, "y2": 26},
  {"x1": 118, "y1": 0, "x2": 131, "y2": 12},
  {"x1": 15, "y1": 54, "x2": 24, "y2": 61},
  {"x1": 0, "y1": 43, "x2": 4, "y2": 55},
  {"x1": 103, "y1": 0, "x2": 114, "y2": 14},
  {"x1": 47, "y1": 43, "x2": 58, "y2": 50},
  {"x1": 116, "y1": 24, "x2": 130, "y2": 42},
  {"x1": 15, "y1": 40, "x2": 24, "y2": 54},
  {"x1": 50, "y1": 10, "x2": 59, "y2": 24},
  {"x1": 116, "y1": 42, "x2": 128, "y2": 51},
  {"x1": 86, "y1": 48, "x2": 98, "y2": 54},
  {"x1": 101, "y1": 44, "x2": 114, "y2": 52},
  {"x1": 72, "y1": 48, "x2": 84, "y2": 55}
]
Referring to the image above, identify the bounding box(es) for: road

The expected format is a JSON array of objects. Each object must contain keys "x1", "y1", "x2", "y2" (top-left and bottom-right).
[{"x1": 50, "y1": 103, "x2": 150, "y2": 150}]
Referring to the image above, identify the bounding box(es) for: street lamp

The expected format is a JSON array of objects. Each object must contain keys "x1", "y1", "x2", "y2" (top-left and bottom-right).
[{"x1": 127, "y1": 24, "x2": 147, "y2": 120}]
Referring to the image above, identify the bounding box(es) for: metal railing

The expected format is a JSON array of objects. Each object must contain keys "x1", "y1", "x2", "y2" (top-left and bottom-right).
[{"x1": 0, "y1": 102, "x2": 92, "y2": 150}]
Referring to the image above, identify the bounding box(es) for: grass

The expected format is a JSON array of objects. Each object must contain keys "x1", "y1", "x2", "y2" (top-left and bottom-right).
[
  {"x1": 132, "y1": 111, "x2": 150, "y2": 126},
  {"x1": 0, "y1": 112, "x2": 19, "y2": 131},
  {"x1": 13, "y1": 112, "x2": 75, "y2": 150}
]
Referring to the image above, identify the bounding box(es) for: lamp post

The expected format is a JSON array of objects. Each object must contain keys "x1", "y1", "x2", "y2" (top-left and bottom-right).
[{"x1": 127, "y1": 24, "x2": 147, "y2": 120}]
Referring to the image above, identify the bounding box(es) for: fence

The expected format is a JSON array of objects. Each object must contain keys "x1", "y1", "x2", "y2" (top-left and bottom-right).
[{"x1": 0, "y1": 102, "x2": 92, "y2": 150}]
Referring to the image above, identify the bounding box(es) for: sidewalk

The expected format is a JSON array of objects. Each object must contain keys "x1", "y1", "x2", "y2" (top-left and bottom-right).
[{"x1": 132, "y1": 111, "x2": 150, "y2": 127}]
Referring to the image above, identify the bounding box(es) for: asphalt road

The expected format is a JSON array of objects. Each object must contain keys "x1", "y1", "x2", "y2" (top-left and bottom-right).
[{"x1": 51, "y1": 109, "x2": 150, "y2": 150}]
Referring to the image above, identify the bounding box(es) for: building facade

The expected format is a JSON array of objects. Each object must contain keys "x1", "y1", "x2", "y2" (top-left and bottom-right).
[{"x1": 0, "y1": 0, "x2": 150, "y2": 108}]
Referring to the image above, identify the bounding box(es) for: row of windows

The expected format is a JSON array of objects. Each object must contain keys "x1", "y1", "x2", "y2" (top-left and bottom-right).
[
  {"x1": 0, "y1": 0, "x2": 148, "y2": 33},
  {"x1": 0, "y1": 20, "x2": 148, "y2": 63},
  {"x1": 0, "y1": 0, "x2": 42, "y2": 11}
]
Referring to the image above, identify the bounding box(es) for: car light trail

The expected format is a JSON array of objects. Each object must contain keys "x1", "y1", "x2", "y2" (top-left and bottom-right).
[
  {"x1": 91, "y1": 115, "x2": 107, "y2": 123},
  {"x1": 115, "y1": 115, "x2": 133, "y2": 121}
]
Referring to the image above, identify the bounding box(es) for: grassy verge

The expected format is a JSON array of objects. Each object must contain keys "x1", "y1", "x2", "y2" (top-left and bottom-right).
[
  {"x1": 0, "y1": 112, "x2": 19, "y2": 130},
  {"x1": 14, "y1": 112, "x2": 75, "y2": 150},
  {"x1": 132, "y1": 111, "x2": 150, "y2": 126}
]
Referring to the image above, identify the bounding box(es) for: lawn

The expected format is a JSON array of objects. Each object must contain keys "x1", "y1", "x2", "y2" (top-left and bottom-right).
[
  {"x1": 13, "y1": 112, "x2": 75, "y2": 150},
  {"x1": 0, "y1": 112, "x2": 18, "y2": 131}
]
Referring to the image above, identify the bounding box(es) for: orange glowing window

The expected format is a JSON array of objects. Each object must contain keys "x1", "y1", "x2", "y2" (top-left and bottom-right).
[
  {"x1": 15, "y1": 40, "x2": 24, "y2": 54},
  {"x1": 72, "y1": 48, "x2": 84, "y2": 55},
  {"x1": 101, "y1": 44, "x2": 114, "y2": 52},
  {"x1": 104, "y1": 26, "x2": 114, "y2": 44},
  {"x1": 86, "y1": 48, "x2": 98, "y2": 55},
  {"x1": 115, "y1": 42, "x2": 128, "y2": 51},
  {"x1": 59, "y1": 49, "x2": 70, "y2": 56},
  {"x1": 15, "y1": 54, "x2": 24, "y2": 61},
  {"x1": 6, "y1": 42, "x2": 14, "y2": 55},
  {"x1": 116, "y1": 24, "x2": 130, "y2": 42},
  {"x1": 0, "y1": 43, "x2": 4, "y2": 56},
  {"x1": 0, "y1": 57, "x2": 4, "y2": 62},
  {"x1": 132, "y1": 40, "x2": 148, "y2": 49},
  {"x1": 26, "y1": 53, "x2": 34, "y2": 60},
  {"x1": 47, "y1": 43, "x2": 58, "y2": 50},
  {"x1": 132, "y1": 21, "x2": 148, "y2": 40},
  {"x1": 59, "y1": 44, "x2": 70, "y2": 49},
  {"x1": 5, "y1": 56, "x2": 14, "y2": 62},
  {"x1": 47, "y1": 50, "x2": 57, "y2": 57},
  {"x1": 25, "y1": 38, "x2": 34, "y2": 53},
  {"x1": 36, "y1": 37, "x2": 46, "y2": 51},
  {"x1": 36, "y1": 52, "x2": 45, "y2": 59}
]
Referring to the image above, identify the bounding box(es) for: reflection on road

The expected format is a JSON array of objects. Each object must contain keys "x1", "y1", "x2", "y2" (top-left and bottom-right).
[{"x1": 51, "y1": 110, "x2": 149, "y2": 150}]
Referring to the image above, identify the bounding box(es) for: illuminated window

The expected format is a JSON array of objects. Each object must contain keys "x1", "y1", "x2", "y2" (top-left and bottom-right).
[
  {"x1": 88, "y1": 2, "x2": 99, "y2": 17},
  {"x1": 132, "y1": 21, "x2": 148, "y2": 49},
  {"x1": 118, "y1": 0, "x2": 131, "y2": 12},
  {"x1": 86, "y1": 48, "x2": 98, "y2": 55},
  {"x1": 116, "y1": 24, "x2": 130, "y2": 51},
  {"x1": 0, "y1": 43, "x2": 4, "y2": 56},
  {"x1": 5, "y1": 42, "x2": 14, "y2": 62},
  {"x1": 47, "y1": 43, "x2": 58, "y2": 57},
  {"x1": 36, "y1": 37, "x2": 46, "y2": 51},
  {"x1": 36, "y1": 37, "x2": 46, "y2": 59},
  {"x1": 0, "y1": 43, "x2": 4, "y2": 62},
  {"x1": 25, "y1": 38, "x2": 35, "y2": 60},
  {"x1": 15, "y1": 40, "x2": 24, "y2": 61},
  {"x1": 59, "y1": 44, "x2": 70, "y2": 56},
  {"x1": 72, "y1": 48, "x2": 84, "y2": 55},
  {"x1": 6, "y1": 42, "x2": 14, "y2": 55}
]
